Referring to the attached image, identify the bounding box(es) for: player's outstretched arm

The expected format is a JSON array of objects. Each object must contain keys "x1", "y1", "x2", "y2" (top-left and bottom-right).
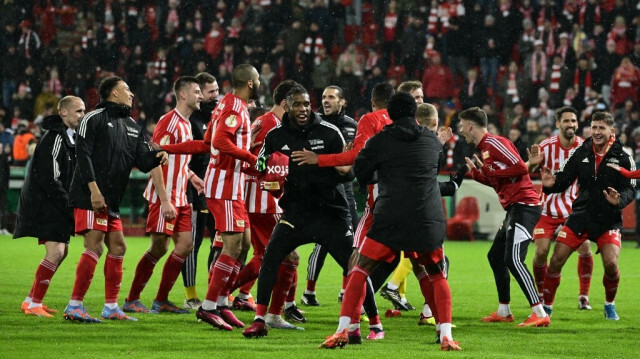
[
  {"x1": 607, "y1": 163, "x2": 640, "y2": 179},
  {"x1": 212, "y1": 130, "x2": 257, "y2": 166}
]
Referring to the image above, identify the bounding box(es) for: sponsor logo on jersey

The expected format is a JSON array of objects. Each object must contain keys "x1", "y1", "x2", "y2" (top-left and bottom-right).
[
  {"x1": 608, "y1": 159, "x2": 619, "y2": 164},
  {"x1": 96, "y1": 218, "x2": 108, "y2": 226},
  {"x1": 534, "y1": 228, "x2": 545, "y2": 235},
  {"x1": 267, "y1": 164, "x2": 288, "y2": 176},
  {"x1": 225, "y1": 115, "x2": 237, "y2": 127},
  {"x1": 482, "y1": 151, "x2": 490, "y2": 159},
  {"x1": 166, "y1": 223, "x2": 174, "y2": 231},
  {"x1": 557, "y1": 231, "x2": 567, "y2": 238}
]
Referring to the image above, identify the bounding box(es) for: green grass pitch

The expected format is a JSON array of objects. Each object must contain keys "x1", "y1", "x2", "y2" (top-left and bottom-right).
[{"x1": 1, "y1": 235, "x2": 639, "y2": 358}]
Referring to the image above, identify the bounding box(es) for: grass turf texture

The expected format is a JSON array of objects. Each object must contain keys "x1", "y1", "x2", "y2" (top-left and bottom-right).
[{"x1": 1, "y1": 235, "x2": 639, "y2": 358}]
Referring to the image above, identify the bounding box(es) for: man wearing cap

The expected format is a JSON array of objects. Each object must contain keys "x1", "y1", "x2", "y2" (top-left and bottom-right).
[{"x1": 17, "y1": 20, "x2": 40, "y2": 60}]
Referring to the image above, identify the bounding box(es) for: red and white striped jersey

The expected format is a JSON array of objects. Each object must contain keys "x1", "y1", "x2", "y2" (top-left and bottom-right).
[
  {"x1": 204, "y1": 93, "x2": 251, "y2": 200},
  {"x1": 538, "y1": 135, "x2": 584, "y2": 218},
  {"x1": 144, "y1": 109, "x2": 193, "y2": 207},
  {"x1": 245, "y1": 111, "x2": 282, "y2": 214}
]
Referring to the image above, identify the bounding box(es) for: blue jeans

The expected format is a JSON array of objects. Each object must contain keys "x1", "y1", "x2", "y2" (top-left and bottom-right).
[
  {"x1": 480, "y1": 57, "x2": 498, "y2": 91},
  {"x1": 2, "y1": 81, "x2": 16, "y2": 109}
]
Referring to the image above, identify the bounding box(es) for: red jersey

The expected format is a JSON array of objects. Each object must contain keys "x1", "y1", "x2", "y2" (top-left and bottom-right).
[
  {"x1": 204, "y1": 93, "x2": 252, "y2": 200},
  {"x1": 471, "y1": 133, "x2": 539, "y2": 208},
  {"x1": 538, "y1": 135, "x2": 584, "y2": 218},
  {"x1": 245, "y1": 111, "x2": 283, "y2": 214},
  {"x1": 144, "y1": 109, "x2": 193, "y2": 207},
  {"x1": 318, "y1": 109, "x2": 392, "y2": 208}
]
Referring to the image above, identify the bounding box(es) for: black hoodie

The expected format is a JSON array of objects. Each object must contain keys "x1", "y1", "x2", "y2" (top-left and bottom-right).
[
  {"x1": 70, "y1": 101, "x2": 161, "y2": 217},
  {"x1": 355, "y1": 117, "x2": 445, "y2": 253},
  {"x1": 14, "y1": 115, "x2": 75, "y2": 241}
]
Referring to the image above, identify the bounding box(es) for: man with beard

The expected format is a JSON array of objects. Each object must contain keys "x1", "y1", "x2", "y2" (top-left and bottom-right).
[
  {"x1": 180, "y1": 73, "x2": 220, "y2": 310},
  {"x1": 542, "y1": 112, "x2": 635, "y2": 321},
  {"x1": 123, "y1": 76, "x2": 205, "y2": 314},
  {"x1": 303, "y1": 85, "x2": 358, "y2": 307},
  {"x1": 242, "y1": 85, "x2": 376, "y2": 340},
  {"x1": 157, "y1": 64, "x2": 261, "y2": 330},
  {"x1": 526, "y1": 107, "x2": 594, "y2": 311}
]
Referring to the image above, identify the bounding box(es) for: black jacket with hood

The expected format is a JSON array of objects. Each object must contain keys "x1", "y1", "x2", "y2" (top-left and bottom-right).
[
  {"x1": 69, "y1": 101, "x2": 161, "y2": 217},
  {"x1": 14, "y1": 115, "x2": 75, "y2": 241},
  {"x1": 355, "y1": 117, "x2": 445, "y2": 252}
]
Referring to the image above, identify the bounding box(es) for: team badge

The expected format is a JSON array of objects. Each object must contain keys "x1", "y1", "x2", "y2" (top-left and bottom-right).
[
  {"x1": 557, "y1": 231, "x2": 567, "y2": 238},
  {"x1": 534, "y1": 228, "x2": 545, "y2": 235},
  {"x1": 166, "y1": 223, "x2": 174, "y2": 231},
  {"x1": 159, "y1": 135, "x2": 171, "y2": 146},
  {"x1": 235, "y1": 219, "x2": 245, "y2": 227},
  {"x1": 96, "y1": 218, "x2": 108, "y2": 226},
  {"x1": 225, "y1": 115, "x2": 237, "y2": 127},
  {"x1": 482, "y1": 151, "x2": 490, "y2": 159}
]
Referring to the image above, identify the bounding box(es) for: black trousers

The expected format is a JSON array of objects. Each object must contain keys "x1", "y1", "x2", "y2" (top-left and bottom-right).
[
  {"x1": 181, "y1": 209, "x2": 216, "y2": 288},
  {"x1": 257, "y1": 209, "x2": 378, "y2": 318},
  {"x1": 488, "y1": 204, "x2": 541, "y2": 306},
  {"x1": 306, "y1": 182, "x2": 359, "y2": 282}
]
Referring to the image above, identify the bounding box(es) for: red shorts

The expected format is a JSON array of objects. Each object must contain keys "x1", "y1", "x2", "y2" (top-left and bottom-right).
[
  {"x1": 146, "y1": 203, "x2": 192, "y2": 236},
  {"x1": 248, "y1": 213, "x2": 280, "y2": 257},
  {"x1": 532, "y1": 214, "x2": 566, "y2": 241},
  {"x1": 353, "y1": 207, "x2": 373, "y2": 250},
  {"x1": 74, "y1": 208, "x2": 122, "y2": 234},
  {"x1": 213, "y1": 233, "x2": 223, "y2": 248},
  {"x1": 359, "y1": 236, "x2": 445, "y2": 266},
  {"x1": 206, "y1": 198, "x2": 249, "y2": 233},
  {"x1": 557, "y1": 226, "x2": 621, "y2": 251}
]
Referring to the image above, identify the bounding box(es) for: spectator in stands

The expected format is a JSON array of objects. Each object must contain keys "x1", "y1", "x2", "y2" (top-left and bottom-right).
[
  {"x1": 546, "y1": 54, "x2": 572, "y2": 109},
  {"x1": 478, "y1": 15, "x2": 500, "y2": 91},
  {"x1": 17, "y1": 20, "x2": 40, "y2": 61},
  {"x1": 459, "y1": 68, "x2": 486, "y2": 109},
  {"x1": 12, "y1": 121, "x2": 35, "y2": 166},
  {"x1": 610, "y1": 57, "x2": 640, "y2": 109},
  {"x1": 335, "y1": 63, "x2": 361, "y2": 117},
  {"x1": 499, "y1": 61, "x2": 529, "y2": 109},
  {"x1": 402, "y1": 14, "x2": 427, "y2": 79},
  {"x1": 312, "y1": 48, "x2": 335, "y2": 104},
  {"x1": 596, "y1": 40, "x2": 622, "y2": 106},
  {"x1": 508, "y1": 126, "x2": 529, "y2": 161},
  {"x1": 422, "y1": 53, "x2": 454, "y2": 104}
]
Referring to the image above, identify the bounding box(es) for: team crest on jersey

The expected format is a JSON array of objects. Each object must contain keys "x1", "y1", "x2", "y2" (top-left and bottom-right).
[
  {"x1": 225, "y1": 115, "x2": 237, "y2": 127},
  {"x1": 96, "y1": 218, "x2": 108, "y2": 226},
  {"x1": 166, "y1": 223, "x2": 174, "y2": 231},
  {"x1": 212, "y1": 147, "x2": 219, "y2": 156},
  {"x1": 557, "y1": 231, "x2": 567, "y2": 238},
  {"x1": 482, "y1": 151, "x2": 490, "y2": 159},
  {"x1": 534, "y1": 228, "x2": 545, "y2": 235},
  {"x1": 160, "y1": 135, "x2": 171, "y2": 146},
  {"x1": 235, "y1": 220, "x2": 245, "y2": 227}
]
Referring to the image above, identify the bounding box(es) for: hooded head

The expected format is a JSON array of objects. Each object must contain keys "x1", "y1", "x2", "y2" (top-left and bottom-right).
[{"x1": 387, "y1": 92, "x2": 417, "y2": 121}]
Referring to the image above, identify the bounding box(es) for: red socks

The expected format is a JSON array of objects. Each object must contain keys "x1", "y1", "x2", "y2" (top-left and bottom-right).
[
  {"x1": 578, "y1": 254, "x2": 593, "y2": 297},
  {"x1": 286, "y1": 269, "x2": 298, "y2": 303},
  {"x1": 533, "y1": 262, "x2": 547, "y2": 297},
  {"x1": 31, "y1": 259, "x2": 57, "y2": 304},
  {"x1": 268, "y1": 260, "x2": 298, "y2": 315},
  {"x1": 104, "y1": 254, "x2": 123, "y2": 304},
  {"x1": 71, "y1": 250, "x2": 99, "y2": 301},
  {"x1": 126, "y1": 251, "x2": 158, "y2": 302},
  {"x1": 155, "y1": 251, "x2": 186, "y2": 302},
  {"x1": 543, "y1": 269, "x2": 562, "y2": 306},
  {"x1": 418, "y1": 271, "x2": 437, "y2": 321},
  {"x1": 340, "y1": 265, "x2": 369, "y2": 319},
  {"x1": 222, "y1": 260, "x2": 241, "y2": 298},
  {"x1": 234, "y1": 255, "x2": 262, "y2": 294},
  {"x1": 603, "y1": 270, "x2": 620, "y2": 303},
  {"x1": 430, "y1": 272, "x2": 451, "y2": 324},
  {"x1": 306, "y1": 279, "x2": 316, "y2": 292},
  {"x1": 205, "y1": 254, "x2": 236, "y2": 302}
]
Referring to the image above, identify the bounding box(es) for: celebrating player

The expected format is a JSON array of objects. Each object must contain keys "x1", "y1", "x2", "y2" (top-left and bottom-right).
[
  {"x1": 541, "y1": 111, "x2": 635, "y2": 321},
  {"x1": 16, "y1": 96, "x2": 85, "y2": 317},
  {"x1": 123, "y1": 76, "x2": 204, "y2": 314}
]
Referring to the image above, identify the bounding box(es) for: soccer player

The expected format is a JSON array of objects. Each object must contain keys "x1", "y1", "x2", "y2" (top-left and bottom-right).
[
  {"x1": 291, "y1": 82, "x2": 396, "y2": 340},
  {"x1": 64, "y1": 77, "x2": 168, "y2": 322},
  {"x1": 122, "y1": 76, "x2": 204, "y2": 314},
  {"x1": 303, "y1": 85, "x2": 358, "y2": 307},
  {"x1": 526, "y1": 106, "x2": 594, "y2": 310},
  {"x1": 321, "y1": 92, "x2": 459, "y2": 351},
  {"x1": 242, "y1": 85, "x2": 378, "y2": 339},
  {"x1": 398, "y1": 80, "x2": 424, "y2": 104},
  {"x1": 541, "y1": 111, "x2": 635, "y2": 321},
  {"x1": 180, "y1": 72, "x2": 219, "y2": 310},
  {"x1": 16, "y1": 96, "x2": 85, "y2": 317},
  {"x1": 459, "y1": 107, "x2": 549, "y2": 327},
  {"x1": 230, "y1": 79, "x2": 307, "y2": 328}
]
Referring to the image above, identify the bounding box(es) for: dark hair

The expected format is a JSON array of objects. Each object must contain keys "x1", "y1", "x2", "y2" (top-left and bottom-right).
[
  {"x1": 173, "y1": 76, "x2": 199, "y2": 96},
  {"x1": 285, "y1": 85, "x2": 309, "y2": 105},
  {"x1": 371, "y1": 82, "x2": 395, "y2": 108},
  {"x1": 250, "y1": 106, "x2": 268, "y2": 122},
  {"x1": 324, "y1": 85, "x2": 344, "y2": 99},
  {"x1": 459, "y1": 107, "x2": 488, "y2": 127},
  {"x1": 387, "y1": 92, "x2": 417, "y2": 120},
  {"x1": 554, "y1": 106, "x2": 578, "y2": 122},
  {"x1": 591, "y1": 111, "x2": 614, "y2": 126},
  {"x1": 273, "y1": 80, "x2": 300, "y2": 105},
  {"x1": 99, "y1": 76, "x2": 124, "y2": 101},
  {"x1": 232, "y1": 64, "x2": 257, "y2": 89},
  {"x1": 195, "y1": 72, "x2": 216, "y2": 88},
  {"x1": 397, "y1": 80, "x2": 422, "y2": 94}
]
